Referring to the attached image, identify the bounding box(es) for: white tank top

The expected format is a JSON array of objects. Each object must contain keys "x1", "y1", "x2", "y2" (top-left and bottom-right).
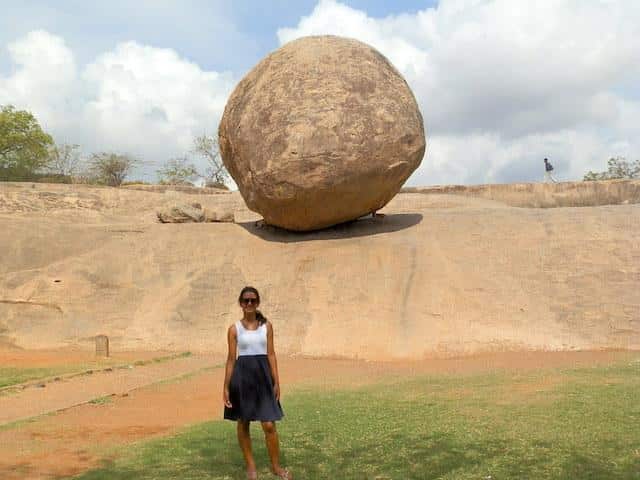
[{"x1": 235, "y1": 320, "x2": 267, "y2": 356}]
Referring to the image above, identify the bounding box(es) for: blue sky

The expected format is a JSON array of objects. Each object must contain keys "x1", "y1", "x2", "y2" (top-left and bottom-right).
[
  {"x1": 1, "y1": 1, "x2": 638, "y2": 186},
  {"x1": 1, "y1": 1, "x2": 437, "y2": 74}
]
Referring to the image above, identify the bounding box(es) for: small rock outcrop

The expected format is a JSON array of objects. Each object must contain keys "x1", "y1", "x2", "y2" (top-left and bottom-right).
[
  {"x1": 157, "y1": 203, "x2": 234, "y2": 223},
  {"x1": 219, "y1": 35, "x2": 426, "y2": 231},
  {"x1": 157, "y1": 203, "x2": 205, "y2": 223}
]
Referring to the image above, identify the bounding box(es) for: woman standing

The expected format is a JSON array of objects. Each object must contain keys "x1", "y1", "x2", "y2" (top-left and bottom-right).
[{"x1": 223, "y1": 286, "x2": 291, "y2": 480}]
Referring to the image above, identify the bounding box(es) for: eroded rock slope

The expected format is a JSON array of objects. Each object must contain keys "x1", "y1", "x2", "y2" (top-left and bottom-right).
[{"x1": 1, "y1": 181, "x2": 638, "y2": 359}]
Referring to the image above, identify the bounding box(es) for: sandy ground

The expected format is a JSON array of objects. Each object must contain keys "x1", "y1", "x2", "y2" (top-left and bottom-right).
[{"x1": 0, "y1": 349, "x2": 637, "y2": 480}]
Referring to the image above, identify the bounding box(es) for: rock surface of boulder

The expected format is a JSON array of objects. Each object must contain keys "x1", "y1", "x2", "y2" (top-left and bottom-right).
[{"x1": 219, "y1": 35, "x2": 426, "y2": 231}]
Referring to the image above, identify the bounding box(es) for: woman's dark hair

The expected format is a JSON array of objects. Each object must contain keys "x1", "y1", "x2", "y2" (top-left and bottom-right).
[{"x1": 238, "y1": 286, "x2": 267, "y2": 325}]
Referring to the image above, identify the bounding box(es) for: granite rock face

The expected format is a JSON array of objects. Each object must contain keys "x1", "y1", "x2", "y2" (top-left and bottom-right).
[
  {"x1": 219, "y1": 35, "x2": 426, "y2": 231},
  {"x1": 1, "y1": 181, "x2": 639, "y2": 357}
]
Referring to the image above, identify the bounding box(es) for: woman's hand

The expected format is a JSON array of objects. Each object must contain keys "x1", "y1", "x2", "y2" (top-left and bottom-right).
[
  {"x1": 273, "y1": 383, "x2": 281, "y2": 401},
  {"x1": 223, "y1": 387, "x2": 232, "y2": 408}
]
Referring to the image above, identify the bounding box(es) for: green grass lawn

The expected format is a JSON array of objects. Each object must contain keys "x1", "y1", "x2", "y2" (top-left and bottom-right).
[
  {"x1": 0, "y1": 366, "x2": 79, "y2": 388},
  {"x1": 73, "y1": 358, "x2": 640, "y2": 480}
]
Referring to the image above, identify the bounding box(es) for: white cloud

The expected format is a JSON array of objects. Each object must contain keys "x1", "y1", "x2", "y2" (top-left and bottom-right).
[
  {"x1": 2, "y1": 2, "x2": 639, "y2": 187},
  {"x1": 0, "y1": 30, "x2": 235, "y2": 182},
  {"x1": 0, "y1": 31, "x2": 78, "y2": 130},
  {"x1": 278, "y1": 0, "x2": 640, "y2": 184},
  {"x1": 83, "y1": 42, "x2": 233, "y2": 165}
]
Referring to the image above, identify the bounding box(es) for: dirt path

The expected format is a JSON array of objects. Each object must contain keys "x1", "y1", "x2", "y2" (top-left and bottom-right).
[
  {"x1": 0, "y1": 350, "x2": 637, "y2": 480},
  {"x1": 0, "y1": 353, "x2": 221, "y2": 425},
  {"x1": 0, "y1": 348, "x2": 171, "y2": 368}
]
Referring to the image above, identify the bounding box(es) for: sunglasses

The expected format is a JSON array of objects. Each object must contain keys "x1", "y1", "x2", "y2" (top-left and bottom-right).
[{"x1": 240, "y1": 298, "x2": 259, "y2": 305}]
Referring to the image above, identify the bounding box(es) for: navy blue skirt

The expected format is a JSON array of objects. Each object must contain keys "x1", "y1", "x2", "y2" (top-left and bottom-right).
[{"x1": 224, "y1": 354, "x2": 284, "y2": 422}]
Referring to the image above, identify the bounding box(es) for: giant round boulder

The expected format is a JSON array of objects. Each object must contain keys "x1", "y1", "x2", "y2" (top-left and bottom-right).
[{"x1": 219, "y1": 35, "x2": 426, "y2": 231}]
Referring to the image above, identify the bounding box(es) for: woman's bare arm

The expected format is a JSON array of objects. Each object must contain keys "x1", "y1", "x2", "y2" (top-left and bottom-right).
[
  {"x1": 223, "y1": 324, "x2": 237, "y2": 407},
  {"x1": 266, "y1": 322, "x2": 281, "y2": 398}
]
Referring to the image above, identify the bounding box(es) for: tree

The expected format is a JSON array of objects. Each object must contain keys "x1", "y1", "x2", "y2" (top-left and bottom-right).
[
  {"x1": 192, "y1": 134, "x2": 229, "y2": 187},
  {"x1": 0, "y1": 105, "x2": 53, "y2": 180},
  {"x1": 45, "y1": 143, "x2": 82, "y2": 177},
  {"x1": 583, "y1": 157, "x2": 640, "y2": 181},
  {"x1": 157, "y1": 156, "x2": 199, "y2": 185},
  {"x1": 88, "y1": 152, "x2": 137, "y2": 186}
]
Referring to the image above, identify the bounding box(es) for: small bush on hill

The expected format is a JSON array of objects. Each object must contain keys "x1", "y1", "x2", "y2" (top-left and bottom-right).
[
  {"x1": 157, "y1": 156, "x2": 199, "y2": 185},
  {"x1": 87, "y1": 152, "x2": 138, "y2": 186}
]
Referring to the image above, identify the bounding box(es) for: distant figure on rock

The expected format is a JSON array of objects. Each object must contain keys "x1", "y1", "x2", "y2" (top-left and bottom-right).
[
  {"x1": 223, "y1": 286, "x2": 291, "y2": 480},
  {"x1": 544, "y1": 158, "x2": 558, "y2": 183}
]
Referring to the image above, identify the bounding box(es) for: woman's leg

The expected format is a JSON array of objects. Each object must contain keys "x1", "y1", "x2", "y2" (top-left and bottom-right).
[
  {"x1": 261, "y1": 421, "x2": 289, "y2": 476},
  {"x1": 237, "y1": 421, "x2": 257, "y2": 474}
]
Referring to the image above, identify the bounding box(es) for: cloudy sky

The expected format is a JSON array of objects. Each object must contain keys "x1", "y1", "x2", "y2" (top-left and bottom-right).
[{"x1": 1, "y1": 0, "x2": 639, "y2": 186}]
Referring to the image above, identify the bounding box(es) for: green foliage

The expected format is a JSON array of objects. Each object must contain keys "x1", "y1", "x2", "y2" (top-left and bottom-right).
[
  {"x1": 88, "y1": 152, "x2": 138, "y2": 186},
  {"x1": 157, "y1": 156, "x2": 199, "y2": 185},
  {"x1": 583, "y1": 156, "x2": 640, "y2": 181},
  {"x1": 0, "y1": 368, "x2": 65, "y2": 389},
  {"x1": 192, "y1": 134, "x2": 228, "y2": 185},
  {"x1": 0, "y1": 104, "x2": 54, "y2": 180},
  {"x1": 75, "y1": 358, "x2": 640, "y2": 480}
]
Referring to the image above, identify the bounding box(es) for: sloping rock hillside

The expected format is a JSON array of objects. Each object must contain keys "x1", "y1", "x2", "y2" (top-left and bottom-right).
[{"x1": 0, "y1": 181, "x2": 638, "y2": 359}]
